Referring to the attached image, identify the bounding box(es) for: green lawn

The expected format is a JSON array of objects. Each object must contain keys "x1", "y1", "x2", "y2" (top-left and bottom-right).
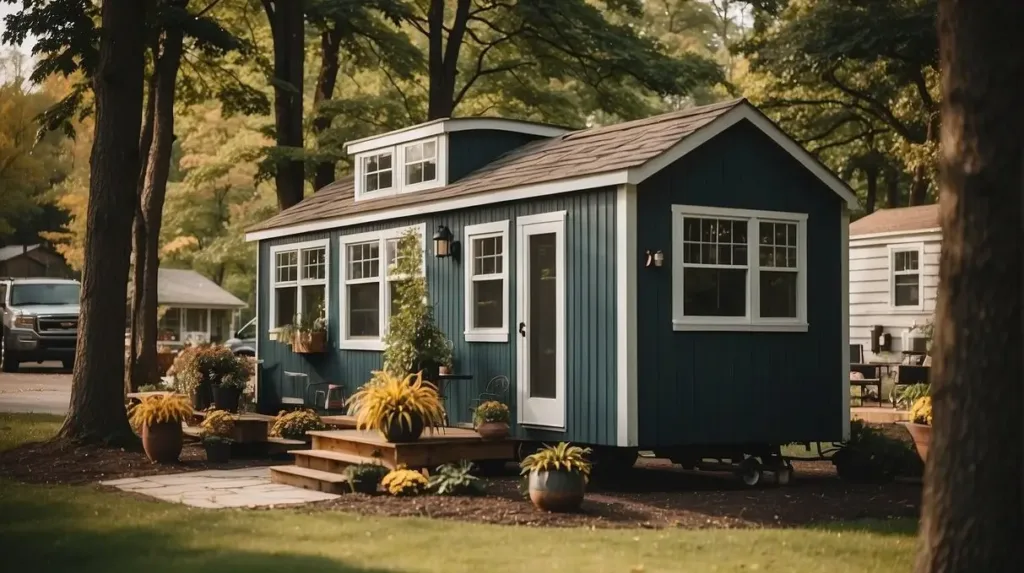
[
  {"x1": 0, "y1": 412, "x2": 63, "y2": 451},
  {"x1": 0, "y1": 413, "x2": 917, "y2": 573}
]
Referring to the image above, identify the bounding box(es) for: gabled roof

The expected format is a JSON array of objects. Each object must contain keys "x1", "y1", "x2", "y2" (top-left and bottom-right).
[
  {"x1": 0, "y1": 244, "x2": 41, "y2": 262},
  {"x1": 247, "y1": 99, "x2": 858, "y2": 241},
  {"x1": 849, "y1": 204, "x2": 941, "y2": 237},
  {"x1": 156, "y1": 268, "x2": 246, "y2": 308}
]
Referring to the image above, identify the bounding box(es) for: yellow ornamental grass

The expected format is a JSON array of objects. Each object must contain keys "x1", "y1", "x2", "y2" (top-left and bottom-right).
[
  {"x1": 520, "y1": 442, "x2": 593, "y2": 482},
  {"x1": 348, "y1": 371, "x2": 446, "y2": 434},
  {"x1": 910, "y1": 396, "x2": 933, "y2": 425},
  {"x1": 381, "y1": 467, "x2": 429, "y2": 496},
  {"x1": 129, "y1": 394, "x2": 193, "y2": 429}
]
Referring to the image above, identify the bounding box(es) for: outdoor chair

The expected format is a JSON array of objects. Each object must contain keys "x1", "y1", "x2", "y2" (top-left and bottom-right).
[
  {"x1": 281, "y1": 371, "x2": 341, "y2": 411},
  {"x1": 849, "y1": 364, "x2": 882, "y2": 406},
  {"x1": 468, "y1": 375, "x2": 510, "y2": 414},
  {"x1": 849, "y1": 343, "x2": 865, "y2": 364}
]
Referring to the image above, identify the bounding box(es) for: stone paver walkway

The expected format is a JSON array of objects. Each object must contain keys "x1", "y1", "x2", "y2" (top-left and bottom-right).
[{"x1": 101, "y1": 468, "x2": 339, "y2": 508}]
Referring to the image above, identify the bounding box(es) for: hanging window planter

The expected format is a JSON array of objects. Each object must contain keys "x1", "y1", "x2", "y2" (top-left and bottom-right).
[{"x1": 284, "y1": 307, "x2": 327, "y2": 354}]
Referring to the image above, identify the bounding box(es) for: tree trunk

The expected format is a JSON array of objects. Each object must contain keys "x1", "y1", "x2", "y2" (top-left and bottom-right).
[
  {"x1": 885, "y1": 166, "x2": 901, "y2": 208},
  {"x1": 58, "y1": 0, "x2": 150, "y2": 445},
  {"x1": 916, "y1": 1, "x2": 1024, "y2": 572},
  {"x1": 131, "y1": 19, "x2": 186, "y2": 390},
  {"x1": 312, "y1": 27, "x2": 342, "y2": 191},
  {"x1": 864, "y1": 164, "x2": 878, "y2": 214},
  {"x1": 910, "y1": 164, "x2": 930, "y2": 205},
  {"x1": 266, "y1": 0, "x2": 306, "y2": 210},
  {"x1": 426, "y1": 0, "x2": 470, "y2": 120}
]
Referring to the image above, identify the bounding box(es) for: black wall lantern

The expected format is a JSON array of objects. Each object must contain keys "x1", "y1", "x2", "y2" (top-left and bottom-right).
[{"x1": 433, "y1": 225, "x2": 454, "y2": 258}]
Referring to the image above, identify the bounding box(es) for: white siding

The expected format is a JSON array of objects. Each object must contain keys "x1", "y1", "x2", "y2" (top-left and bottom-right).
[{"x1": 848, "y1": 230, "x2": 941, "y2": 361}]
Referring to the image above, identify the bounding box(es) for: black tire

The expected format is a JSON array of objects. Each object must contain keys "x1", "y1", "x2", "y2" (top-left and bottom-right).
[
  {"x1": 0, "y1": 333, "x2": 19, "y2": 373},
  {"x1": 738, "y1": 457, "x2": 762, "y2": 487}
]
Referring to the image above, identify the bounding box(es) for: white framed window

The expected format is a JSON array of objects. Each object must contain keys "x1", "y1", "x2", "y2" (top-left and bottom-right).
[
  {"x1": 889, "y1": 244, "x2": 923, "y2": 310},
  {"x1": 269, "y1": 239, "x2": 329, "y2": 331},
  {"x1": 338, "y1": 224, "x2": 425, "y2": 350},
  {"x1": 464, "y1": 220, "x2": 509, "y2": 342},
  {"x1": 671, "y1": 205, "x2": 807, "y2": 332},
  {"x1": 361, "y1": 151, "x2": 394, "y2": 194},
  {"x1": 402, "y1": 138, "x2": 438, "y2": 190}
]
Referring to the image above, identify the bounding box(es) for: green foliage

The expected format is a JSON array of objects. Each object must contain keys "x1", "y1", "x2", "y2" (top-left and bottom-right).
[
  {"x1": 831, "y1": 420, "x2": 921, "y2": 482},
  {"x1": 896, "y1": 383, "x2": 930, "y2": 410},
  {"x1": 428, "y1": 460, "x2": 483, "y2": 496},
  {"x1": 342, "y1": 462, "x2": 390, "y2": 493},
  {"x1": 520, "y1": 442, "x2": 593, "y2": 480},
  {"x1": 172, "y1": 344, "x2": 253, "y2": 395},
  {"x1": 269, "y1": 409, "x2": 326, "y2": 440},
  {"x1": 382, "y1": 230, "x2": 452, "y2": 376},
  {"x1": 473, "y1": 401, "x2": 510, "y2": 425}
]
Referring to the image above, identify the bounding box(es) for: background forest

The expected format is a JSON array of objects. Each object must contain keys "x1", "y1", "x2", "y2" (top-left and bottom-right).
[{"x1": 1, "y1": 0, "x2": 940, "y2": 315}]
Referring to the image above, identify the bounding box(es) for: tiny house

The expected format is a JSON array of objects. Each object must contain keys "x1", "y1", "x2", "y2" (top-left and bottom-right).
[
  {"x1": 245, "y1": 99, "x2": 857, "y2": 460},
  {"x1": 848, "y1": 205, "x2": 940, "y2": 361}
]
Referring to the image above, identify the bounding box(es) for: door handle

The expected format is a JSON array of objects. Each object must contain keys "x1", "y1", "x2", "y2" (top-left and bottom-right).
[{"x1": 518, "y1": 322, "x2": 526, "y2": 337}]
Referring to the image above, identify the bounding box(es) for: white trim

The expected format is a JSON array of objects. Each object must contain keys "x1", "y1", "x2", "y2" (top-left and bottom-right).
[
  {"x1": 345, "y1": 117, "x2": 569, "y2": 154},
  {"x1": 399, "y1": 137, "x2": 446, "y2": 194},
  {"x1": 254, "y1": 245, "x2": 260, "y2": 403},
  {"x1": 354, "y1": 149, "x2": 396, "y2": 199},
  {"x1": 516, "y1": 211, "x2": 567, "y2": 430},
  {"x1": 841, "y1": 205, "x2": 851, "y2": 440},
  {"x1": 616, "y1": 184, "x2": 638, "y2": 447},
  {"x1": 337, "y1": 224, "x2": 426, "y2": 351},
  {"x1": 849, "y1": 227, "x2": 941, "y2": 242},
  {"x1": 888, "y1": 242, "x2": 925, "y2": 311},
  {"x1": 463, "y1": 220, "x2": 510, "y2": 343},
  {"x1": 267, "y1": 238, "x2": 330, "y2": 331},
  {"x1": 670, "y1": 205, "x2": 809, "y2": 332}
]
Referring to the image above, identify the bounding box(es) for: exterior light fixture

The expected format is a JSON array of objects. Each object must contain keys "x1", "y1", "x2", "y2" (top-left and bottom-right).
[
  {"x1": 645, "y1": 249, "x2": 665, "y2": 268},
  {"x1": 433, "y1": 225, "x2": 454, "y2": 258}
]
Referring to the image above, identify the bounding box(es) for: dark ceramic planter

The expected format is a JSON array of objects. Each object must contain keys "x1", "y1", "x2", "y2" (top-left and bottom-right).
[
  {"x1": 349, "y1": 477, "x2": 381, "y2": 495},
  {"x1": 142, "y1": 420, "x2": 183, "y2": 464},
  {"x1": 902, "y1": 422, "x2": 931, "y2": 462},
  {"x1": 528, "y1": 470, "x2": 585, "y2": 512},
  {"x1": 192, "y1": 381, "x2": 213, "y2": 411},
  {"x1": 475, "y1": 421, "x2": 509, "y2": 440},
  {"x1": 204, "y1": 440, "x2": 231, "y2": 463},
  {"x1": 382, "y1": 416, "x2": 424, "y2": 443},
  {"x1": 212, "y1": 385, "x2": 241, "y2": 413}
]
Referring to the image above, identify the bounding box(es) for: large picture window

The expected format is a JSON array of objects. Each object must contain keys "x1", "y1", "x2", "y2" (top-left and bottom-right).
[
  {"x1": 270, "y1": 240, "x2": 329, "y2": 330},
  {"x1": 464, "y1": 220, "x2": 509, "y2": 342},
  {"x1": 671, "y1": 206, "x2": 807, "y2": 331},
  {"x1": 890, "y1": 245, "x2": 923, "y2": 309},
  {"x1": 339, "y1": 225, "x2": 425, "y2": 350}
]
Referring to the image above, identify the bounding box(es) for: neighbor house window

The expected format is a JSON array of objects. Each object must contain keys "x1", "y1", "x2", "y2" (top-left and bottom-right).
[
  {"x1": 464, "y1": 221, "x2": 509, "y2": 342},
  {"x1": 671, "y1": 206, "x2": 807, "y2": 331},
  {"x1": 270, "y1": 240, "x2": 329, "y2": 330},
  {"x1": 403, "y1": 139, "x2": 437, "y2": 187},
  {"x1": 890, "y1": 245, "x2": 923, "y2": 309},
  {"x1": 339, "y1": 225, "x2": 425, "y2": 350},
  {"x1": 362, "y1": 151, "x2": 393, "y2": 194}
]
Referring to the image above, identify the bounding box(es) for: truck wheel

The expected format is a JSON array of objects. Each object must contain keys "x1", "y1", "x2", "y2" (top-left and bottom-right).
[
  {"x1": 0, "y1": 335, "x2": 19, "y2": 373},
  {"x1": 738, "y1": 458, "x2": 762, "y2": 487},
  {"x1": 776, "y1": 466, "x2": 793, "y2": 486}
]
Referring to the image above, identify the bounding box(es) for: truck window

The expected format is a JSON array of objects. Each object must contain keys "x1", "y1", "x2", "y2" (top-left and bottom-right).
[{"x1": 10, "y1": 283, "x2": 81, "y2": 306}]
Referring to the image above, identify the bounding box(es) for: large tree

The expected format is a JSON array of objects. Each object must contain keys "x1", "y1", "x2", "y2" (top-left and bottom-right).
[
  {"x1": 260, "y1": 0, "x2": 306, "y2": 210},
  {"x1": 916, "y1": 0, "x2": 1023, "y2": 571}
]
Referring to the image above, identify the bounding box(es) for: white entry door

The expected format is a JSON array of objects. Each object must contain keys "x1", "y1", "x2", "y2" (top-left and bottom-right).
[{"x1": 516, "y1": 212, "x2": 566, "y2": 429}]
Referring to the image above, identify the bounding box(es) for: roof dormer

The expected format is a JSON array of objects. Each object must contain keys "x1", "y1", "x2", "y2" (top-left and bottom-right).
[{"x1": 346, "y1": 118, "x2": 569, "y2": 202}]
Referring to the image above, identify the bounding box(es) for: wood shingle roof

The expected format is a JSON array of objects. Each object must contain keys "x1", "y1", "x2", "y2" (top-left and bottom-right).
[{"x1": 849, "y1": 204, "x2": 941, "y2": 237}]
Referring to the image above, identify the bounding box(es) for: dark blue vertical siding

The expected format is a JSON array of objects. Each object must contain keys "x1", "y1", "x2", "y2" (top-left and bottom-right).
[
  {"x1": 257, "y1": 188, "x2": 618, "y2": 445},
  {"x1": 636, "y1": 120, "x2": 844, "y2": 446},
  {"x1": 447, "y1": 130, "x2": 548, "y2": 183}
]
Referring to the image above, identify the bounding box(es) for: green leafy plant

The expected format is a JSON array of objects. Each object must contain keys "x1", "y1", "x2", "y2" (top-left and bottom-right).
[
  {"x1": 200, "y1": 409, "x2": 235, "y2": 438},
  {"x1": 520, "y1": 442, "x2": 593, "y2": 481},
  {"x1": 428, "y1": 460, "x2": 483, "y2": 496},
  {"x1": 382, "y1": 230, "x2": 452, "y2": 376},
  {"x1": 473, "y1": 401, "x2": 510, "y2": 425},
  {"x1": 347, "y1": 370, "x2": 446, "y2": 434},
  {"x1": 831, "y1": 420, "x2": 921, "y2": 483},
  {"x1": 201, "y1": 435, "x2": 234, "y2": 446},
  {"x1": 381, "y1": 467, "x2": 429, "y2": 496},
  {"x1": 896, "y1": 383, "x2": 930, "y2": 410},
  {"x1": 269, "y1": 409, "x2": 326, "y2": 439},
  {"x1": 172, "y1": 344, "x2": 253, "y2": 394},
  {"x1": 910, "y1": 396, "x2": 932, "y2": 425},
  {"x1": 129, "y1": 394, "x2": 193, "y2": 429},
  {"x1": 343, "y1": 463, "x2": 389, "y2": 494}
]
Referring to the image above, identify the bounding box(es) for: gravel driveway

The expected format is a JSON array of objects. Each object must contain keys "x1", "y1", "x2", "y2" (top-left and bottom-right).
[{"x1": 0, "y1": 362, "x2": 71, "y2": 415}]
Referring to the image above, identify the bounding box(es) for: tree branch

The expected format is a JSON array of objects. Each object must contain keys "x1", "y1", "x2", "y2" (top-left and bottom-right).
[
  {"x1": 824, "y1": 68, "x2": 923, "y2": 142},
  {"x1": 810, "y1": 128, "x2": 889, "y2": 153}
]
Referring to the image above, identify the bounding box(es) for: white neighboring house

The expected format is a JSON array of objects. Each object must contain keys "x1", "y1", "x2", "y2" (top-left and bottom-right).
[
  {"x1": 849, "y1": 204, "x2": 940, "y2": 361},
  {"x1": 139, "y1": 268, "x2": 248, "y2": 346}
]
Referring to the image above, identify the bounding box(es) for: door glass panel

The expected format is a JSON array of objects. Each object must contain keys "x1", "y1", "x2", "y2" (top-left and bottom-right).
[{"x1": 528, "y1": 232, "x2": 557, "y2": 399}]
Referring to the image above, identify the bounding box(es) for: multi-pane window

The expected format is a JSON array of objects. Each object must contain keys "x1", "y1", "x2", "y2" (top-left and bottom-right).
[
  {"x1": 891, "y1": 247, "x2": 921, "y2": 307},
  {"x1": 404, "y1": 139, "x2": 437, "y2": 186},
  {"x1": 271, "y1": 242, "x2": 328, "y2": 329},
  {"x1": 672, "y1": 206, "x2": 806, "y2": 330},
  {"x1": 362, "y1": 151, "x2": 393, "y2": 193},
  {"x1": 464, "y1": 221, "x2": 509, "y2": 342}
]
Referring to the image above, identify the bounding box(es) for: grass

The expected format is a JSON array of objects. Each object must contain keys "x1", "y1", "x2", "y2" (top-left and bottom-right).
[
  {"x1": 0, "y1": 412, "x2": 63, "y2": 451},
  {"x1": 0, "y1": 413, "x2": 918, "y2": 573}
]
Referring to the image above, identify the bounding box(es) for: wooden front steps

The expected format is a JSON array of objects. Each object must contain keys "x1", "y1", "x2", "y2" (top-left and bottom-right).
[
  {"x1": 291, "y1": 449, "x2": 395, "y2": 473},
  {"x1": 270, "y1": 465, "x2": 349, "y2": 494}
]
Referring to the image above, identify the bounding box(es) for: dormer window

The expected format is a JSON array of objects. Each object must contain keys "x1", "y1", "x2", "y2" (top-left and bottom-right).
[
  {"x1": 403, "y1": 139, "x2": 437, "y2": 187},
  {"x1": 362, "y1": 151, "x2": 393, "y2": 194}
]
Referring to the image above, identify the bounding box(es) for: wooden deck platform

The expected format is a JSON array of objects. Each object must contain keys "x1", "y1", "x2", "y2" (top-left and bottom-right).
[
  {"x1": 851, "y1": 406, "x2": 910, "y2": 424},
  {"x1": 321, "y1": 414, "x2": 357, "y2": 429}
]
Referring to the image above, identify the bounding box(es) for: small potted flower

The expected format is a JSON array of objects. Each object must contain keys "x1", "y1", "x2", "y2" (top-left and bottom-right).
[
  {"x1": 473, "y1": 401, "x2": 510, "y2": 440},
  {"x1": 270, "y1": 409, "x2": 326, "y2": 441},
  {"x1": 348, "y1": 370, "x2": 446, "y2": 442},
  {"x1": 129, "y1": 394, "x2": 193, "y2": 463},
  {"x1": 173, "y1": 344, "x2": 252, "y2": 412},
  {"x1": 520, "y1": 442, "x2": 592, "y2": 512},
  {"x1": 903, "y1": 396, "x2": 932, "y2": 461},
  {"x1": 381, "y1": 466, "x2": 429, "y2": 496},
  {"x1": 290, "y1": 309, "x2": 327, "y2": 354},
  {"x1": 343, "y1": 463, "x2": 389, "y2": 494},
  {"x1": 200, "y1": 409, "x2": 235, "y2": 463}
]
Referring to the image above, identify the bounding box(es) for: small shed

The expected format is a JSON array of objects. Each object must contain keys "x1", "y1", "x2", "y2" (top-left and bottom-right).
[
  {"x1": 0, "y1": 244, "x2": 74, "y2": 279},
  {"x1": 153, "y1": 268, "x2": 247, "y2": 345},
  {"x1": 848, "y1": 205, "x2": 940, "y2": 361}
]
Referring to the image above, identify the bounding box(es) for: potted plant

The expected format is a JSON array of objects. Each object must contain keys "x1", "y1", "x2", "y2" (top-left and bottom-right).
[
  {"x1": 290, "y1": 308, "x2": 327, "y2": 354},
  {"x1": 173, "y1": 344, "x2": 252, "y2": 412},
  {"x1": 129, "y1": 394, "x2": 192, "y2": 463},
  {"x1": 343, "y1": 463, "x2": 389, "y2": 494},
  {"x1": 200, "y1": 409, "x2": 235, "y2": 463},
  {"x1": 520, "y1": 442, "x2": 592, "y2": 512},
  {"x1": 347, "y1": 370, "x2": 446, "y2": 442},
  {"x1": 473, "y1": 401, "x2": 510, "y2": 440},
  {"x1": 903, "y1": 396, "x2": 932, "y2": 461},
  {"x1": 269, "y1": 409, "x2": 326, "y2": 441}
]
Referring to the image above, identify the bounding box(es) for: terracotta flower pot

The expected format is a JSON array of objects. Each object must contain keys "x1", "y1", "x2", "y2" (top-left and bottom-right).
[
  {"x1": 212, "y1": 385, "x2": 241, "y2": 413},
  {"x1": 902, "y1": 422, "x2": 931, "y2": 462},
  {"x1": 381, "y1": 415, "x2": 424, "y2": 443},
  {"x1": 475, "y1": 421, "x2": 509, "y2": 440},
  {"x1": 293, "y1": 331, "x2": 326, "y2": 353},
  {"x1": 142, "y1": 420, "x2": 183, "y2": 463},
  {"x1": 528, "y1": 469, "x2": 585, "y2": 512}
]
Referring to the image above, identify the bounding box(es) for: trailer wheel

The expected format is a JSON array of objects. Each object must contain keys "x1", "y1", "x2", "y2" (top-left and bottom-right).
[
  {"x1": 776, "y1": 466, "x2": 793, "y2": 486},
  {"x1": 738, "y1": 458, "x2": 762, "y2": 487}
]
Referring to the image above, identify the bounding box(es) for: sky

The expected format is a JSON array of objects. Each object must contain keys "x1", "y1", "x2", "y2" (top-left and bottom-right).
[{"x1": 0, "y1": 3, "x2": 37, "y2": 56}]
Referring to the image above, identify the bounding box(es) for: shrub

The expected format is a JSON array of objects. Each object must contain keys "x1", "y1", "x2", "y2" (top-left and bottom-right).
[
  {"x1": 520, "y1": 442, "x2": 593, "y2": 481},
  {"x1": 428, "y1": 460, "x2": 483, "y2": 496},
  {"x1": 343, "y1": 463, "x2": 389, "y2": 493},
  {"x1": 173, "y1": 344, "x2": 252, "y2": 395},
  {"x1": 200, "y1": 410, "x2": 235, "y2": 438},
  {"x1": 129, "y1": 394, "x2": 193, "y2": 429},
  {"x1": 910, "y1": 396, "x2": 933, "y2": 425},
  {"x1": 269, "y1": 409, "x2": 326, "y2": 439},
  {"x1": 831, "y1": 420, "x2": 921, "y2": 482},
  {"x1": 381, "y1": 467, "x2": 429, "y2": 496},
  {"x1": 897, "y1": 383, "x2": 930, "y2": 410},
  {"x1": 473, "y1": 401, "x2": 510, "y2": 425},
  {"x1": 348, "y1": 370, "x2": 446, "y2": 434}
]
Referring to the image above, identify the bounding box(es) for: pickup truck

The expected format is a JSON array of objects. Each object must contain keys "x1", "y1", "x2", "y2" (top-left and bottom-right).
[
  {"x1": 224, "y1": 317, "x2": 256, "y2": 356},
  {"x1": 1, "y1": 277, "x2": 81, "y2": 372}
]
